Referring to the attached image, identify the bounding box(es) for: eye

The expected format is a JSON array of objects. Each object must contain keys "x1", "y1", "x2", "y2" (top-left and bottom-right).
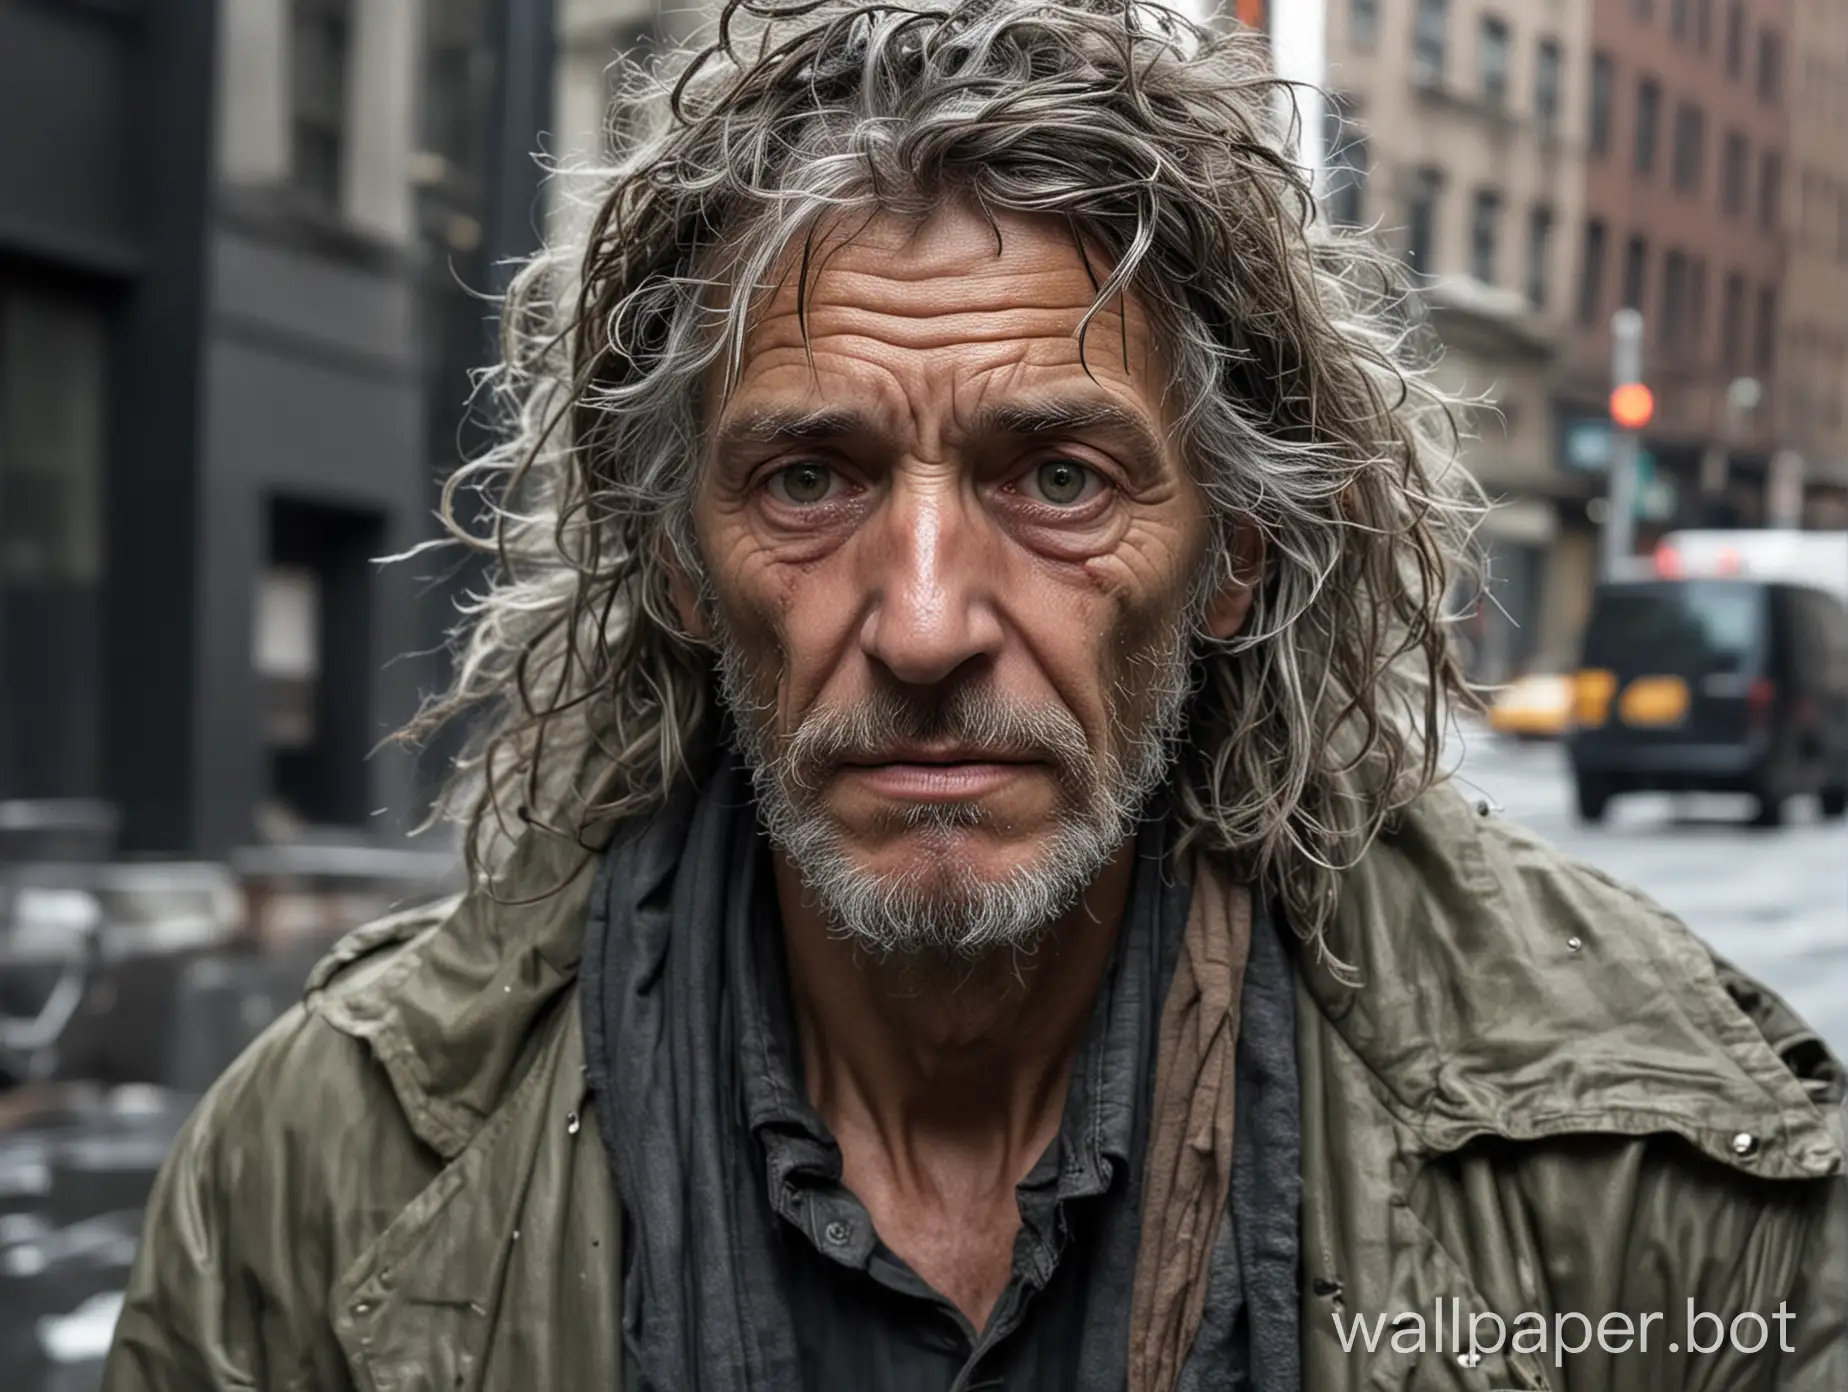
[
  {"x1": 1020, "y1": 459, "x2": 1103, "y2": 508},
  {"x1": 766, "y1": 462, "x2": 844, "y2": 506}
]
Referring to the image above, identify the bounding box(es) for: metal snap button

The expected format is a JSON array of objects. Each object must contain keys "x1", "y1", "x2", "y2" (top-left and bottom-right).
[
  {"x1": 824, "y1": 1220, "x2": 852, "y2": 1245},
  {"x1": 1731, "y1": 1131, "x2": 1760, "y2": 1159}
]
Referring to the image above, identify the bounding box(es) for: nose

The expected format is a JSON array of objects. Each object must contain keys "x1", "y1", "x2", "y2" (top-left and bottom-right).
[{"x1": 857, "y1": 474, "x2": 1004, "y2": 688}]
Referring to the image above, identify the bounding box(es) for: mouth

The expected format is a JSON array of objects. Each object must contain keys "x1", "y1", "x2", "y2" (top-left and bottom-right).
[{"x1": 836, "y1": 750, "x2": 1041, "y2": 799}]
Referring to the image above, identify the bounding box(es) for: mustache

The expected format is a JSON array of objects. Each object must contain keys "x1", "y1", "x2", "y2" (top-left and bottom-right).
[{"x1": 775, "y1": 684, "x2": 1098, "y2": 798}]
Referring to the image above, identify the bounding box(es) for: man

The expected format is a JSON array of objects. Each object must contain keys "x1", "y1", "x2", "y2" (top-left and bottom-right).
[{"x1": 106, "y1": 2, "x2": 1844, "y2": 1389}]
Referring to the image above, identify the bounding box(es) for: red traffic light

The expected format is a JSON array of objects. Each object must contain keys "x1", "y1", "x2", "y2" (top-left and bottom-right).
[{"x1": 1610, "y1": 382, "x2": 1656, "y2": 431}]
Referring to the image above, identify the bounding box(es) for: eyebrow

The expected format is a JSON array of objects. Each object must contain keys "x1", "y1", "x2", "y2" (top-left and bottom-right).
[
  {"x1": 979, "y1": 399, "x2": 1169, "y2": 478},
  {"x1": 714, "y1": 405, "x2": 866, "y2": 449},
  {"x1": 713, "y1": 395, "x2": 1171, "y2": 478}
]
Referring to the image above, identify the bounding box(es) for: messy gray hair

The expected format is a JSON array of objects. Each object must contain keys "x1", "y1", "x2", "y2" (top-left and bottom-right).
[{"x1": 402, "y1": 0, "x2": 1480, "y2": 963}]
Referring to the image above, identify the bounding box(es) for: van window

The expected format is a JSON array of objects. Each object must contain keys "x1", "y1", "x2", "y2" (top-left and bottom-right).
[{"x1": 1583, "y1": 580, "x2": 1765, "y2": 672}]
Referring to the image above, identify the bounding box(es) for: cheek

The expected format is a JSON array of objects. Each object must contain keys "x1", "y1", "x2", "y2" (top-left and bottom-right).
[
  {"x1": 708, "y1": 549, "x2": 865, "y2": 722},
  {"x1": 1008, "y1": 564, "x2": 1175, "y2": 744},
  {"x1": 1080, "y1": 556, "x2": 1199, "y2": 716}
]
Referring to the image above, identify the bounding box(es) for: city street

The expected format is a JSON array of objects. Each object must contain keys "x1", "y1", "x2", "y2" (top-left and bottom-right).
[{"x1": 1449, "y1": 724, "x2": 1848, "y2": 1058}]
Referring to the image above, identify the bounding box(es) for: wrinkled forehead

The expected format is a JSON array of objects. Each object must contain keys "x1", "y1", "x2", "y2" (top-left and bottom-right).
[{"x1": 704, "y1": 203, "x2": 1177, "y2": 435}]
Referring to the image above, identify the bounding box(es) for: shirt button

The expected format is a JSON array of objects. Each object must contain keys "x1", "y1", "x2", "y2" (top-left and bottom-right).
[{"x1": 824, "y1": 1219, "x2": 852, "y2": 1246}]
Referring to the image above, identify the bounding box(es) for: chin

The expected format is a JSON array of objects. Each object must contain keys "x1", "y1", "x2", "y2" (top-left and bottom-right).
[{"x1": 839, "y1": 806, "x2": 1055, "y2": 879}]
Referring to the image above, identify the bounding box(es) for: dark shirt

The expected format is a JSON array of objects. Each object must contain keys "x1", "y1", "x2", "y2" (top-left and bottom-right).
[{"x1": 733, "y1": 819, "x2": 1189, "y2": 1392}]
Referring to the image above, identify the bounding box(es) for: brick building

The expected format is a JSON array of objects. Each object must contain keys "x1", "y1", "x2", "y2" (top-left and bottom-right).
[
  {"x1": 1783, "y1": 0, "x2": 1848, "y2": 526},
  {"x1": 1559, "y1": 0, "x2": 1792, "y2": 535},
  {"x1": 1325, "y1": 0, "x2": 1596, "y2": 680}
]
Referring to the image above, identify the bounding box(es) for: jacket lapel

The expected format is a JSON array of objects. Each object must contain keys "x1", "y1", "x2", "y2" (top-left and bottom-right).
[{"x1": 330, "y1": 1003, "x2": 623, "y2": 1392}]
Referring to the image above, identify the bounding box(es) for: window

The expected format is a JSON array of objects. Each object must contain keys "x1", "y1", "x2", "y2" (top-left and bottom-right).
[
  {"x1": 1759, "y1": 148, "x2": 1783, "y2": 230},
  {"x1": 1325, "y1": 99, "x2": 1369, "y2": 228},
  {"x1": 1471, "y1": 188, "x2": 1503, "y2": 284},
  {"x1": 1526, "y1": 205, "x2": 1554, "y2": 309},
  {"x1": 1757, "y1": 28, "x2": 1783, "y2": 104},
  {"x1": 1590, "y1": 53, "x2": 1615, "y2": 157},
  {"x1": 1479, "y1": 15, "x2": 1511, "y2": 104},
  {"x1": 1623, "y1": 233, "x2": 1649, "y2": 312},
  {"x1": 1722, "y1": 130, "x2": 1749, "y2": 216},
  {"x1": 1725, "y1": 3, "x2": 1745, "y2": 79},
  {"x1": 290, "y1": 0, "x2": 354, "y2": 212},
  {"x1": 1663, "y1": 250, "x2": 1690, "y2": 345},
  {"x1": 1414, "y1": 0, "x2": 1448, "y2": 84},
  {"x1": 1695, "y1": 0, "x2": 1713, "y2": 52},
  {"x1": 1755, "y1": 283, "x2": 1778, "y2": 373},
  {"x1": 1349, "y1": 0, "x2": 1379, "y2": 49},
  {"x1": 1671, "y1": 102, "x2": 1705, "y2": 193},
  {"x1": 1535, "y1": 39, "x2": 1563, "y2": 135},
  {"x1": 1578, "y1": 219, "x2": 1609, "y2": 326},
  {"x1": 1688, "y1": 257, "x2": 1708, "y2": 349},
  {"x1": 1634, "y1": 79, "x2": 1662, "y2": 177},
  {"x1": 1670, "y1": 0, "x2": 1690, "y2": 41},
  {"x1": 1407, "y1": 167, "x2": 1445, "y2": 272},
  {"x1": 0, "y1": 286, "x2": 107, "y2": 800},
  {"x1": 1721, "y1": 270, "x2": 1746, "y2": 369}
]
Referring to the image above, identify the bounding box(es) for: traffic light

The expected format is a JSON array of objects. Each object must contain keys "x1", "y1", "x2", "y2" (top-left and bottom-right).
[
  {"x1": 1609, "y1": 309, "x2": 1649, "y2": 431},
  {"x1": 1601, "y1": 310, "x2": 1648, "y2": 579},
  {"x1": 1610, "y1": 381, "x2": 1655, "y2": 432}
]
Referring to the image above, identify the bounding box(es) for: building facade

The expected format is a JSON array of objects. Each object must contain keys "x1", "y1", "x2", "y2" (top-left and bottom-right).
[
  {"x1": 0, "y1": 0, "x2": 212, "y2": 835},
  {"x1": 205, "y1": 0, "x2": 431, "y2": 855},
  {"x1": 1562, "y1": 0, "x2": 1791, "y2": 535},
  {"x1": 1782, "y1": 0, "x2": 1848, "y2": 527},
  {"x1": 0, "y1": 0, "x2": 433, "y2": 856},
  {"x1": 1325, "y1": 0, "x2": 1596, "y2": 679}
]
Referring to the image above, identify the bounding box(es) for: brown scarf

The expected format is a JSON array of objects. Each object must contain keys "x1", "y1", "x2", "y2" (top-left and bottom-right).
[{"x1": 1126, "y1": 859, "x2": 1253, "y2": 1392}]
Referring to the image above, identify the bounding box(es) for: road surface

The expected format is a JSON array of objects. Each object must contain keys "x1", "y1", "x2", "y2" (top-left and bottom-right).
[{"x1": 1449, "y1": 724, "x2": 1848, "y2": 1058}]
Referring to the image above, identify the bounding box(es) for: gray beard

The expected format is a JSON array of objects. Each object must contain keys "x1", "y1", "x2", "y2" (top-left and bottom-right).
[{"x1": 712, "y1": 618, "x2": 1196, "y2": 961}]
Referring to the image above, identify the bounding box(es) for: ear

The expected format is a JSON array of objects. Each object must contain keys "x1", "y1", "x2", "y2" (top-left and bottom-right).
[{"x1": 1203, "y1": 522, "x2": 1265, "y2": 641}]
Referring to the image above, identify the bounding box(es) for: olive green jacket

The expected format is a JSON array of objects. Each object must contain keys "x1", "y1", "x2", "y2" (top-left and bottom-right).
[{"x1": 101, "y1": 782, "x2": 1847, "y2": 1390}]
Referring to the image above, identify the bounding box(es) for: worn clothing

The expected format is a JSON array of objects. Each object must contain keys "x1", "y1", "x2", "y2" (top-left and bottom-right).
[
  {"x1": 1130, "y1": 854, "x2": 1255, "y2": 1391},
  {"x1": 1172, "y1": 870, "x2": 1300, "y2": 1392},
  {"x1": 577, "y1": 752, "x2": 1299, "y2": 1392},
  {"x1": 584, "y1": 751, "x2": 1183, "y2": 1390},
  {"x1": 102, "y1": 778, "x2": 1848, "y2": 1391}
]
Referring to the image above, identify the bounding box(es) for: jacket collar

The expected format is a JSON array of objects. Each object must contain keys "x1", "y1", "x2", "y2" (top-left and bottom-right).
[{"x1": 314, "y1": 822, "x2": 605, "y2": 1160}]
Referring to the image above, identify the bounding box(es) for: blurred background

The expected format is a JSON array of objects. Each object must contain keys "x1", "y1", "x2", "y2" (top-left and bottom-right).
[{"x1": 0, "y1": 0, "x2": 1844, "y2": 1384}]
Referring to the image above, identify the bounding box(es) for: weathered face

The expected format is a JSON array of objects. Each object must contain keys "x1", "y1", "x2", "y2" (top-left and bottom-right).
[{"x1": 684, "y1": 204, "x2": 1252, "y2": 954}]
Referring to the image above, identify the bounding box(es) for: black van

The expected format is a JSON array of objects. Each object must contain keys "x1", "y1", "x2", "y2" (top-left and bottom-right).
[{"x1": 1566, "y1": 578, "x2": 1848, "y2": 825}]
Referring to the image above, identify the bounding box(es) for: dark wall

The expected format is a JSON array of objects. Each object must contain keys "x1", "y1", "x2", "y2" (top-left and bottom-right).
[
  {"x1": 0, "y1": 0, "x2": 145, "y2": 274},
  {"x1": 101, "y1": 0, "x2": 218, "y2": 855},
  {"x1": 193, "y1": 230, "x2": 426, "y2": 854},
  {"x1": 0, "y1": 0, "x2": 220, "y2": 850}
]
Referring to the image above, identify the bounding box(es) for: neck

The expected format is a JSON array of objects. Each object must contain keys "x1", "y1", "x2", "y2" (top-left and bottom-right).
[{"x1": 773, "y1": 839, "x2": 1135, "y2": 1171}]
